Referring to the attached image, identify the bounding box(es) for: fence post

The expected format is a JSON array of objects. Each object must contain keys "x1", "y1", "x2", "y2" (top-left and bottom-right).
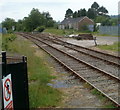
[
  {"x1": 1, "y1": 51, "x2": 7, "y2": 109},
  {"x1": 0, "y1": 52, "x2": 3, "y2": 110},
  {"x1": 93, "y1": 37, "x2": 97, "y2": 46},
  {"x1": 2, "y1": 51, "x2": 6, "y2": 66},
  {"x1": 22, "y1": 56, "x2": 29, "y2": 109}
]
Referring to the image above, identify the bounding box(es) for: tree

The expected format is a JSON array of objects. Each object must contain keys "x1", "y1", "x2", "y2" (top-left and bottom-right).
[
  {"x1": 42, "y1": 12, "x2": 55, "y2": 27},
  {"x1": 95, "y1": 16, "x2": 112, "y2": 26},
  {"x1": 22, "y1": 8, "x2": 55, "y2": 32},
  {"x1": 65, "y1": 8, "x2": 73, "y2": 18},
  {"x1": 73, "y1": 11, "x2": 78, "y2": 18},
  {"x1": 91, "y1": 2, "x2": 99, "y2": 16},
  {"x1": 87, "y1": 8, "x2": 96, "y2": 19},
  {"x1": 98, "y1": 6, "x2": 108, "y2": 15},
  {"x1": 110, "y1": 18, "x2": 118, "y2": 26},
  {"x1": 91, "y1": 2, "x2": 99, "y2": 10},
  {"x1": 16, "y1": 20, "x2": 24, "y2": 31},
  {"x1": 34, "y1": 26, "x2": 45, "y2": 32},
  {"x1": 81, "y1": 9, "x2": 87, "y2": 16},
  {"x1": 77, "y1": 9, "x2": 87, "y2": 17},
  {"x1": 2, "y1": 18, "x2": 16, "y2": 31}
]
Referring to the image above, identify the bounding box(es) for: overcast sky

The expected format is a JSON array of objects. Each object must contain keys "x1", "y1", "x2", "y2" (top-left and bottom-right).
[{"x1": 0, "y1": 0, "x2": 119, "y2": 22}]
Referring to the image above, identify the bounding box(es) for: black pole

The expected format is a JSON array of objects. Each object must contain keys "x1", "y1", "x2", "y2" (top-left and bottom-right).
[
  {"x1": 93, "y1": 37, "x2": 97, "y2": 46},
  {"x1": 2, "y1": 51, "x2": 6, "y2": 66},
  {"x1": 22, "y1": 56, "x2": 29, "y2": 109},
  {"x1": 1, "y1": 51, "x2": 7, "y2": 109}
]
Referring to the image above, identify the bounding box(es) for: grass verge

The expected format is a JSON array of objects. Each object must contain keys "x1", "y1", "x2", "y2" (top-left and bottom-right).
[
  {"x1": 83, "y1": 83, "x2": 117, "y2": 108},
  {"x1": 97, "y1": 42, "x2": 120, "y2": 52},
  {"x1": 44, "y1": 28, "x2": 91, "y2": 36},
  {"x1": 3, "y1": 34, "x2": 61, "y2": 108}
]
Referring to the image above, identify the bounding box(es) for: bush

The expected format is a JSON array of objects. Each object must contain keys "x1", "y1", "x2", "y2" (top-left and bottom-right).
[
  {"x1": 34, "y1": 26, "x2": 45, "y2": 32},
  {"x1": 7, "y1": 29, "x2": 14, "y2": 33},
  {"x1": 2, "y1": 34, "x2": 16, "y2": 50}
]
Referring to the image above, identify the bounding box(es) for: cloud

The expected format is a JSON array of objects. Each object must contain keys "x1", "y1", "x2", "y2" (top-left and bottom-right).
[{"x1": 0, "y1": 0, "x2": 119, "y2": 22}]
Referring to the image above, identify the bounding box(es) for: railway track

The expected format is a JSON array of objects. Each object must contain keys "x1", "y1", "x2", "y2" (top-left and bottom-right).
[
  {"x1": 23, "y1": 33, "x2": 119, "y2": 79},
  {"x1": 18, "y1": 33, "x2": 120, "y2": 107},
  {"x1": 35, "y1": 33, "x2": 120, "y2": 66}
]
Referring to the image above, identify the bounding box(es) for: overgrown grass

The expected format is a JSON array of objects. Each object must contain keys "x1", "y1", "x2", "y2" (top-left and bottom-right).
[
  {"x1": 84, "y1": 83, "x2": 116, "y2": 108},
  {"x1": 91, "y1": 89, "x2": 116, "y2": 108},
  {"x1": 4, "y1": 34, "x2": 61, "y2": 108},
  {"x1": 97, "y1": 42, "x2": 120, "y2": 52},
  {"x1": 44, "y1": 28, "x2": 91, "y2": 36},
  {"x1": 2, "y1": 34, "x2": 16, "y2": 51}
]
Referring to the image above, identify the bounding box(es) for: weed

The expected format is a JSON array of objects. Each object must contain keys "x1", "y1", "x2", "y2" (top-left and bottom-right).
[
  {"x1": 6, "y1": 34, "x2": 61, "y2": 108},
  {"x1": 97, "y1": 42, "x2": 120, "y2": 52}
]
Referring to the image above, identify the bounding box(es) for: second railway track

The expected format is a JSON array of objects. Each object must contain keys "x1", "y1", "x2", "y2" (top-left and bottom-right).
[
  {"x1": 23, "y1": 33, "x2": 119, "y2": 79},
  {"x1": 18, "y1": 33, "x2": 120, "y2": 107}
]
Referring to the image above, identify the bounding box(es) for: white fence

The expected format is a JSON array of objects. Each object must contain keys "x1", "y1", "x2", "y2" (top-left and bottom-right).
[{"x1": 99, "y1": 26, "x2": 120, "y2": 36}]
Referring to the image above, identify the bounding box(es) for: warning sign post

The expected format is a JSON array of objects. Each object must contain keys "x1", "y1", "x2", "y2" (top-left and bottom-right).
[
  {"x1": 1, "y1": 52, "x2": 29, "y2": 109},
  {"x1": 2, "y1": 74, "x2": 13, "y2": 109}
]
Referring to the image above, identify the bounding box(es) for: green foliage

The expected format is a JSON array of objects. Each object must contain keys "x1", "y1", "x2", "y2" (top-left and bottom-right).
[
  {"x1": 2, "y1": 18, "x2": 16, "y2": 32},
  {"x1": 97, "y1": 42, "x2": 120, "y2": 52},
  {"x1": 73, "y1": 11, "x2": 78, "y2": 18},
  {"x1": 65, "y1": 8, "x2": 73, "y2": 18},
  {"x1": 22, "y1": 8, "x2": 55, "y2": 32},
  {"x1": 64, "y1": 2, "x2": 110, "y2": 26},
  {"x1": 78, "y1": 9, "x2": 87, "y2": 17},
  {"x1": 44, "y1": 28, "x2": 88, "y2": 36},
  {"x1": 2, "y1": 34, "x2": 16, "y2": 50},
  {"x1": 23, "y1": 8, "x2": 44, "y2": 32},
  {"x1": 109, "y1": 18, "x2": 118, "y2": 26},
  {"x1": 34, "y1": 26, "x2": 45, "y2": 32},
  {"x1": 91, "y1": 89, "x2": 116, "y2": 108},
  {"x1": 87, "y1": 8, "x2": 96, "y2": 19},
  {"x1": 16, "y1": 20, "x2": 24, "y2": 32},
  {"x1": 98, "y1": 6, "x2": 108, "y2": 15},
  {"x1": 44, "y1": 28, "x2": 65, "y2": 36},
  {"x1": 91, "y1": 2, "x2": 99, "y2": 10},
  {"x1": 6, "y1": 35, "x2": 61, "y2": 108},
  {"x1": 95, "y1": 15, "x2": 117, "y2": 26}
]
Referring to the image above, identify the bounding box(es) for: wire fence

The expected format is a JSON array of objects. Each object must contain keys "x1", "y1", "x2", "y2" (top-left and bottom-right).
[{"x1": 99, "y1": 26, "x2": 120, "y2": 36}]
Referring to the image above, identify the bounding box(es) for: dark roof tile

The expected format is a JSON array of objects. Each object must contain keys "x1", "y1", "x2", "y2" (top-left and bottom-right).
[{"x1": 60, "y1": 16, "x2": 87, "y2": 24}]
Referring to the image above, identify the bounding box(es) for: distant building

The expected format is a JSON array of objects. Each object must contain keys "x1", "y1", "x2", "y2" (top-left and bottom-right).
[{"x1": 59, "y1": 16, "x2": 94, "y2": 31}]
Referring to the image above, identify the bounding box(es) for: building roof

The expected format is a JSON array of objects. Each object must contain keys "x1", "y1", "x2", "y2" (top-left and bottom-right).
[{"x1": 60, "y1": 16, "x2": 93, "y2": 25}]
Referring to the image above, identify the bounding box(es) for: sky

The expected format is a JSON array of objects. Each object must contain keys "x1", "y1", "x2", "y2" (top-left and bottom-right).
[{"x1": 0, "y1": 0, "x2": 119, "y2": 22}]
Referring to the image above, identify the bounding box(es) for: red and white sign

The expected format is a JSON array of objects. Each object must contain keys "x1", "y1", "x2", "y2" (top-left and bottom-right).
[{"x1": 2, "y1": 74, "x2": 13, "y2": 109}]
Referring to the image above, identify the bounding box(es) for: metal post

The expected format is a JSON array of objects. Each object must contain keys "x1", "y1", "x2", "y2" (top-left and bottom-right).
[
  {"x1": 0, "y1": 53, "x2": 2, "y2": 110},
  {"x1": 1, "y1": 51, "x2": 7, "y2": 109},
  {"x1": 22, "y1": 56, "x2": 29, "y2": 109},
  {"x1": 2, "y1": 51, "x2": 6, "y2": 66},
  {"x1": 22, "y1": 56, "x2": 27, "y2": 63},
  {"x1": 93, "y1": 37, "x2": 97, "y2": 46}
]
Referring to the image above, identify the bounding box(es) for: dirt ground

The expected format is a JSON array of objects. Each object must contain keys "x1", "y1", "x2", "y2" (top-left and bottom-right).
[
  {"x1": 61, "y1": 36, "x2": 118, "y2": 56},
  {"x1": 62, "y1": 36, "x2": 118, "y2": 47}
]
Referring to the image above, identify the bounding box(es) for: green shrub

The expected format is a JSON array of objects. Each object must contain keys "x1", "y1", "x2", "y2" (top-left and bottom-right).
[
  {"x1": 2, "y1": 34, "x2": 16, "y2": 50},
  {"x1": 34, "y1": 26, "x2": 45, "y2": 32},
  {"x1": 7, "y1": 29, "x2": 14, "y2": 33}
]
